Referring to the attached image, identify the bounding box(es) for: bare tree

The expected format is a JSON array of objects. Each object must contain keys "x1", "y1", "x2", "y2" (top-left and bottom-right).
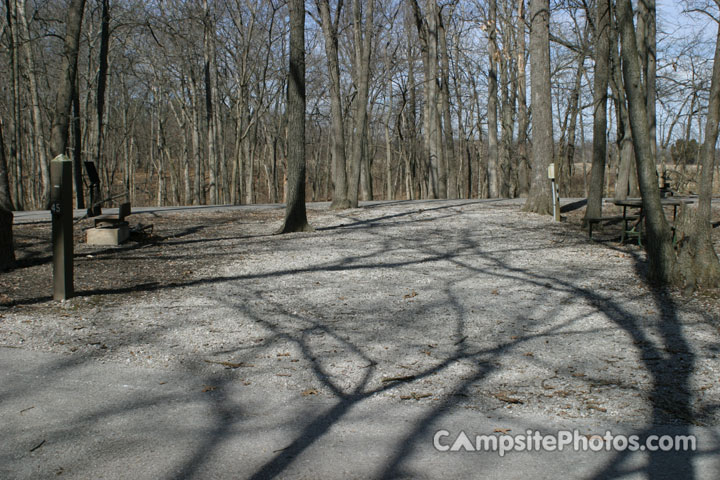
[
  {"x1": 637, "y1": 0, "x2": 657, "y2": 159},
  {"x1": 347, "y1": 0, "x2": 374, "y2": 207},
  {"x1": 585, "y1": 0, "x2": 610, "y2": 223},
  {"x1": 5, "y1": 0, "x2": 24, "y2": 209},
  {"x1": 515, "y1": 0, "x2": 530, "y2": 196},
  {"x1": 49, "y1": 0, "x2": 87, "y2": 161},
  {"x1": 203, "y1": 0, "x2": 219, "y2": 205},
  {"x1": 0, "y1": 118, "x2": 13, "y2": 271},
  {"x1": 486, "y1": 0, "x2": 500, "y2": 198},
  {"x1": 315, "y1": 0, "x2": 350, "y2": 209},
  {"x1": 616, "y1": 0, "x2": 718, "y2": 289},
  {"x1": 438, "y1": 4, "x2": 457, "y2": 198},
  {"x1": 93, "y1": 0, "x2": 110, "y2": 206},
  {"x1": 278, "y1": 0, "x2": 312, "y2": 233},
  {"x1": 610, "y1": 7, "x2": 639, "y2": 201},
  {"x1": 523, "y1": 0, "x2": 553, "y2": 214},
  {"x1": 411, "y1": 0, "x2": 444, "y2": 199},
  {"x1": 674, "y1": 0, "x2": 720, "y2": 289},
  {"x1": 16, "y1": 0, "x2": 50, "y2": 206},
  {"x1": 0, "y1": 119, "x2": 12, "y2": 211},
  {"x1": 616, "y1": 0, "x2": 676, "y2": 284}
]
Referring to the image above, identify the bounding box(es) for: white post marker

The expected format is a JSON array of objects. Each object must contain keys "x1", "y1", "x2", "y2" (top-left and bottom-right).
[{"x1": 548, "y1": 163, "x2": 560, "y2": 222}]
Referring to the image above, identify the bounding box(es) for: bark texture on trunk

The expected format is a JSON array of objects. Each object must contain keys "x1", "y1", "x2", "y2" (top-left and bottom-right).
[
  {"x1": 516, "y1": 0, "x2": 530, "y2": 196},
  {"x1": 523, "y1": 0, "x2": 553, "y2": 215},
  {"x1": 0, "y1": 207, "x2": 13, "y2": 271},
  {"x1": 0, "y1": 118, "x2": 14, "y2": 211},
  {"x1": 17, "y1": 0, "x2": 50, "y2": 206},
  {"x1": 316, "y1": 0, "x2": 350, "y2": 209},
  {"x1": 278, "y1": 0, "x2": 312, "y2": 233},
  {"x1": 674, "y1": 19, "x2": 720, "y2": 291},
  {"x1": 49, "y1": 0, "x2": 87, "y2": 159},
  {"x1": 617, "y1": 0, "x2": 675, "y2": 284},
  {"x1": 348, "y1": 0, "x2": 374, "y2": 207},
  {"x1": 486, "y1": 0, "x2": 499, "y2": 198},
  {"x1": 0, "y1": 119, "x2": 12, "y2": 269}
]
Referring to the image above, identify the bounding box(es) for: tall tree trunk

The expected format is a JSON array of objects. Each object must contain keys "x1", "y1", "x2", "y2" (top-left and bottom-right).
[
  {"x1": 361, "y1": 114, "x2": 374, "y2": 200},
  {"x1": 499, "y1": 28, "x2": 515, "y2": 198},
  {"x1": 72, "y1": 79, "x2": 84, "y2": 208},
  {"x1": 487, "y1": 0, "x2": 500, "y2": 198},
  {"x1": 516, "y1": 0, "x2": 530, "y2": 196},
  {"x1": 559, "y1": 55, "x2": 584, "y2": 197},
  {"x1": 523, "y1": 0, "x2": 553, "y2": 214},
  {"x1": 279, "y1": 0, "x2": 312, "y2": 232},
  {"x1": 17, "y1": 0, "x2": 50, "y2": 206},
  {"x1": 347, "y1": 0, "x2": 374, "y2": 207},
  {"x1": 49, "y1": 0, "x2": 87, "y2": 163},
  {"x1": 189, "y1": 73, "x2": 203, "y2": 204},
  {"x1": 617, "y1": 0, "x2": 675, "y2": 284},
  {"x1": 438, "y1": 7, "x2": 457, "y2": 198},
  {"x1": 410, "y1": 0, "x2": 443, "y2": 199},
  {"x1": 609, "y1": 16, "x2": 639, "y2": 201},
  {"x1": 637, "y1": 0, "x2": 657, "y2": 160},
  {"x1": 427, "y1": 0, "x2": 445, "y2": 198},
  {"x1": 203, "y1": 0, "x2": 218, "y2": 205},
  {"x1": 383, "y1": 39, "x2": 394, "y2": 200},
  {"x1": 405, "y1": 7, "x2": 419, "y2": 200},
  {"x1": 675, "y1": 17, "x2": 720, "y2": 290},
  {"x1": 0, "y1": 204, "x2": 12, "y2": 271},
  {"x1": 0, "y1": 119, "x2": 12, "y2": 211},
  {"x1": 451, "y1": 28, "x2": 470, "y2": 198},
  {"x1": 0, "y1": 114, "x2": 13, "y2": 269},
  {"x1": 316, "y1": 0, "x2": 350, "y2": 209},
  {"x1": 94, "y1": 0, "x2": 110, "y2": 205},
  {"x1": 6, "y1": 0, "x2": 24, "y2": 210}
]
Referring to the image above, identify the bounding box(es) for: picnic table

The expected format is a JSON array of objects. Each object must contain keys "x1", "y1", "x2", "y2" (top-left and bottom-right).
[{"x1": 612, "y1": 197, "x2": 694, "y2": 245}]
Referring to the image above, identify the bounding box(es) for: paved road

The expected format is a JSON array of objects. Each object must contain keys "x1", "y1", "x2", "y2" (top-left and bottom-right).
[
  {"x1": 13, "y1": 197, "x2": 718, "y2": 224},
  {"x1": 2, "y1": 346, "x2": 719, "y2": 479},
  {"x1": 10, "y1": 198, "x2": 554, "y2": 226}
]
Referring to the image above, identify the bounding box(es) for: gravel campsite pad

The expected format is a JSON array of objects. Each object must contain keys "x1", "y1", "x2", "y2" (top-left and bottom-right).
[{"x1": 2, "y1": 200, "x2": 719, "y2": 427}]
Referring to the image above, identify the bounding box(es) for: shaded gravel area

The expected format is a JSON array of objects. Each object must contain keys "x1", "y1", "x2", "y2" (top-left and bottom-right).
[{"x1": 1, "y1": 199, "x2": 719, "y2": 427}]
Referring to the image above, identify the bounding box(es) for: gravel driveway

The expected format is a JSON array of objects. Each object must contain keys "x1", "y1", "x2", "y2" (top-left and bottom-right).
[{"x1": 2, "y1": 199, "x2": 719, "y2": 428}]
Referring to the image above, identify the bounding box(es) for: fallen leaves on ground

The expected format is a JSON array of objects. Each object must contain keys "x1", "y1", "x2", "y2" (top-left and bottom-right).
[
  {"x1": 399, "y1": 392, "x2": 432, "y2": 400},
  {"x1": 204, "y1": 359, "x2": 254, "y2": 368},
  {"x1": 493, "y1": 391, "x2": 524, "y2": 404}
]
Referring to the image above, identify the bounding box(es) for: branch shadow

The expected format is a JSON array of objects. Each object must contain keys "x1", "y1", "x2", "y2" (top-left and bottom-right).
[{"x1": 2, "y1": 200, "x2": 716, "y2": 479}]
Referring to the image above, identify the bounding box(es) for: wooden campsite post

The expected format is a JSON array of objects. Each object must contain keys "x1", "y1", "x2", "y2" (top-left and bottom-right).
[{"x1": 51, "y1": 155, "x2": 74, "y2": 300}]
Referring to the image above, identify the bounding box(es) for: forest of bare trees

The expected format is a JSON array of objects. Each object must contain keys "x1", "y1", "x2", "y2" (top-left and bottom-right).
[{"x1": 1, "y1": 0, "x2": 720, "y2": 288}]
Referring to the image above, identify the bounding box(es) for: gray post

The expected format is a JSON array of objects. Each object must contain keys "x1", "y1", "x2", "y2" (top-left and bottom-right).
[
  {"x1": 51, "y1": 155, "x2": 74, "y2": 300},
  {"x1": 551, "y1": 179, "x2": 561, "y2": 222},
  {"x1": 548, "y1": 163, "x2": 560, "y2": 222}
]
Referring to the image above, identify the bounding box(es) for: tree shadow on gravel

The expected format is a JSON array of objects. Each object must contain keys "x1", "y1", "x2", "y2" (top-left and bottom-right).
[
  {"x1": 587, "y1": 249, "x2": 707, "y2": 479},
  {"x1": 172, "y1": 206, "x2": 714, "y2": 478},
  {"x1": 372, "y1": 230, "x2": 713, "y2": 479},
  {"x1": 2, "y1": 201, "x2": 716, "y2": 479}
]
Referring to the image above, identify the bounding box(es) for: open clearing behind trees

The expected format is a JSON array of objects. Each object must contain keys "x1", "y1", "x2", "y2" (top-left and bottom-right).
[{"x1": 2, "y1": 199, "x2": 720, "y2": 428}]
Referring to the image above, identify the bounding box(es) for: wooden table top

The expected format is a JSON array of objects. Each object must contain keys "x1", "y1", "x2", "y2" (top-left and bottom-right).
[{"x1": 612, "y1": 197, "x2": 695, "y2": 208}]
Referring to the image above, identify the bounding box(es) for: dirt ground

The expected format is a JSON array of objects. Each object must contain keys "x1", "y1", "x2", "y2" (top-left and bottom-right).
[{"x1": 1, "y1": 199, "x2": 719, "y2": 427}]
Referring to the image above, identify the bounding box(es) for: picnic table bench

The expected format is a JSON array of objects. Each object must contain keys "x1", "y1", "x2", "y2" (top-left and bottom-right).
[
  {"x1": 586, "y1": 214, "x2": 640, "y2": 241},
  {"x1": 586, "y1": 197, "x2": 696, "y2": 244},
  {"x1": 593, "y1": 197, "x2": 694, "y2": 245}
]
